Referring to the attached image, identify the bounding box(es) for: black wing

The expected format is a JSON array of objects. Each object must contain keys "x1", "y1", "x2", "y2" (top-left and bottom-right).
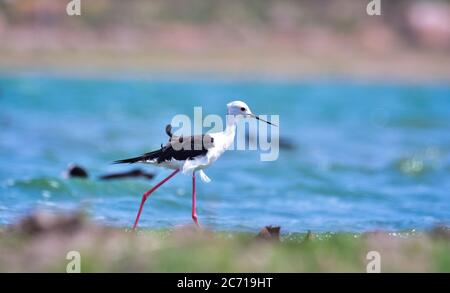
[{"x1": 114, "y1": 134, "x2": 214, "y2": 164}]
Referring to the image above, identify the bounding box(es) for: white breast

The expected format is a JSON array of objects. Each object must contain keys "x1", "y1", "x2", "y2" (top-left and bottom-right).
[{"x1": 206, "y1": 132, "x2": 232, "y2": 164}]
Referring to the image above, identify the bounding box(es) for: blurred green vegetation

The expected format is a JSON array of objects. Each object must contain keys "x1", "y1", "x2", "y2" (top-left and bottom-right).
[{"x1": 1, "y1": 226, "x2": 449, "y2": 272}]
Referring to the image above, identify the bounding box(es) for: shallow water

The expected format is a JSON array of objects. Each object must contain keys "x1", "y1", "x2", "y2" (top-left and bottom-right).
[{"x1": 1, "y1": 73, "x2": 449, "y2": 232}]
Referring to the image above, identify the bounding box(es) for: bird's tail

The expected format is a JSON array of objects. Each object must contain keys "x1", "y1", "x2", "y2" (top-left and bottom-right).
[
  {"x1": 113, "y1": 149, "x2": 162, "y2": 164},
  {"x1": 113, "y1": 156, "x2": 144, "y2": 164}
]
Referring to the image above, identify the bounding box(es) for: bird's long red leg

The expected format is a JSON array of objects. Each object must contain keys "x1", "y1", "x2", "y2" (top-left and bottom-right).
[
  {"x1": 192, "y1": 171, "x2": 200, "y2": 227},
  {"x1": 132, "y1": 168, "x2": 180, "y2": 230}
]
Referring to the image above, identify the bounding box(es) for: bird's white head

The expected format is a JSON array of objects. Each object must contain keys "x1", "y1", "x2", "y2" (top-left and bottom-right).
[
  {"x1": 227, "y1": 100, "x2": 252, "y2": 116},
  {"x1": 226, "y1": 100, "x2": 276, "y2": 126}
]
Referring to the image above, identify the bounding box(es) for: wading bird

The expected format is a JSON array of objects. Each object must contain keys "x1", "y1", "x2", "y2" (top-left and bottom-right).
[{"x1": 115, "y1": 101, "x2": 276, "y2": 229}]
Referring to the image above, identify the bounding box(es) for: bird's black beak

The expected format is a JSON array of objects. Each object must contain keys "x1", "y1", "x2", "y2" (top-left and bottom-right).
[{"x1": 250, "y1": 114, "x2": 278, "y2": 127}]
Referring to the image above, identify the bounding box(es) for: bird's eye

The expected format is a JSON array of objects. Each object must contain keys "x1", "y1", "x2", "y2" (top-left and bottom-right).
[{"x1": 240, "y1": 107, "x2": 246, "y2": 111}]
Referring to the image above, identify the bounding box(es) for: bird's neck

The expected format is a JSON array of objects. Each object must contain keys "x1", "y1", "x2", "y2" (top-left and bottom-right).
[{"x1": 223, "y1": 115, "x2": 237, "y2": 146}]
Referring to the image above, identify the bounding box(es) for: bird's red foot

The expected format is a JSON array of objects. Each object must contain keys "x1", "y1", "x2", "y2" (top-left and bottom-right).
[{"x1": 192, "y1": 214, "x2": 202, "y2": 228}]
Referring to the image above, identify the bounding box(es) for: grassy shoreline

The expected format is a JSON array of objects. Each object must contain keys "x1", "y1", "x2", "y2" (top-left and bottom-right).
[{"x1": 1, "y1": 214, "x2": 449, "y2": 272}]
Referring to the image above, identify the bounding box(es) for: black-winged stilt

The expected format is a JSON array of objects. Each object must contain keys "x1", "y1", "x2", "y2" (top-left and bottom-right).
[{"x1": 114, "y1": 101, "x2": 276, "y2": 229}]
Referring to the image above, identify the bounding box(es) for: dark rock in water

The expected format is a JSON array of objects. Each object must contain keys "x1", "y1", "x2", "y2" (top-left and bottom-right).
[
  {"x1": 12, "y1": 211, "x2": 85, "y2": 236},
  {"x1": 279, "y1": 137, "x2": 297, "y2": 151},
  {"x1": 256, "y1": 225, "x2": 281, "y2": 241},
  {"x1": 99, "y1": 169, "x2": 155, "y2": 181},
  {"x1": 66, "y1": 164, "x2": 88, "y2": 178}
]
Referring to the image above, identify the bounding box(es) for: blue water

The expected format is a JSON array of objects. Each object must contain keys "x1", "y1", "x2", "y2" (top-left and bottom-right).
[{"x1": 1, "y1": 73, "x2": 449, "y2": 232}]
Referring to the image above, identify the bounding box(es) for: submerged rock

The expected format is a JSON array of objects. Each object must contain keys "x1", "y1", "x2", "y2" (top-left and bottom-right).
[
  {"x1": 99, "y1": 169, "x2": 155, "y2": 180},
  {"x1": 64, "y1": 164, "x2": 155, "y2": 181},
  {"x1": 279, "y1": 137, "x2": 297, "y2": 151},
  {"x1": 65, "y1": 164, "x2": 89, "y2": 178}
]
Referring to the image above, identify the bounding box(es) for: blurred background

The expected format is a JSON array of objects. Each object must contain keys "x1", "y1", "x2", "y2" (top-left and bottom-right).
[
  {"x1": 0, "y1": 0, "x2": 450, "y2": 79},
  {"x1": 0, "y1": 0, "x2": 449, "y2": 233}
]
